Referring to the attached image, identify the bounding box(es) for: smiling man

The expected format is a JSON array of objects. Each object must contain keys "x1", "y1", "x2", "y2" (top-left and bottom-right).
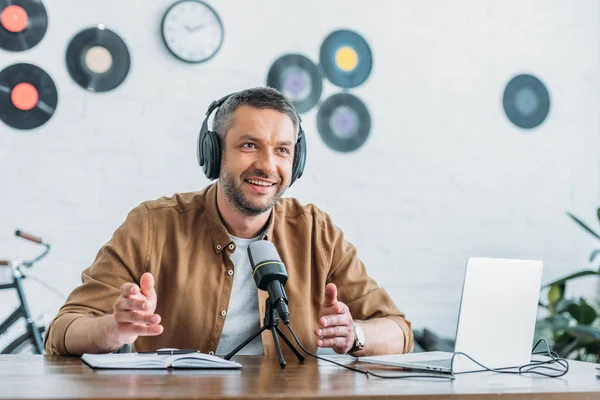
[{"x1": 44, "y1": 87, "x2": 413, "y2": 357}]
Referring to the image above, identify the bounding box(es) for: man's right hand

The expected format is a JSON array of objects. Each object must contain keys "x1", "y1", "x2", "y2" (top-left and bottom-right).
[{"x1": 109, "y1": 272, "x2": 163, "y2": 346}]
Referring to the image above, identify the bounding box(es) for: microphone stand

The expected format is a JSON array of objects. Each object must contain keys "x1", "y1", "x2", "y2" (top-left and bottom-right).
[{"x1": 224, "y1": 298, "x2": 304, "y2": 368}]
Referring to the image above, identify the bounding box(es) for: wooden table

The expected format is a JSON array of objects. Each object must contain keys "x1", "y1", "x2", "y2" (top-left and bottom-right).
[{"x1": 0, "y1": 355, "x2": 599, "y2": 399}]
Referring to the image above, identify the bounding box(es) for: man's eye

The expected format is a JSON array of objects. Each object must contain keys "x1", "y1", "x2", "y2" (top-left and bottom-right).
[
  {"x1": 242, "y1": 143, "x2": 256, "y2": 149},
  {"x1": 278, "y1": 148, "x2": 291, "y2": 155}
]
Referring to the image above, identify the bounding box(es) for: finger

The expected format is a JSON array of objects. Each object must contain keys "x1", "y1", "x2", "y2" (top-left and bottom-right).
[
  {"x1": 322, "y1": 283, "x2": 338, "y2": 307},
  {"x1": 321, "y1": 301, "x2": 348, "y2": 316},
  {"x1": 119, "y1": 323, "x2": 164, "y2": 336},
  {"x1": 316, "y1": 336, "x2": 351, "y2": 353},
  {"x1": 121, "y1": 283, "x2": 141, "y2": 298},
  {"x1": 314, "y1": 325, "x2": 353, "y2": 339},
  {"x1": 115, "y1": 297, "x2": 152, "y2": 312},
  {"x1": 115, "y1": 311, "x2": 161, "y2": 325},
  {"x1": 319, "y1": 313, "x2": 351, "y2": 328},
  {"x1": 140, "y1": 272, "x2": 157, "y2": 300}
]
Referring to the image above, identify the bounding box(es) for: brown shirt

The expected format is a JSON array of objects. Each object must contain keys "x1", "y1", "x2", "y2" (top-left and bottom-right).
[{"x1": 44, "y1": 183, "x2": 413, "y2": 356}]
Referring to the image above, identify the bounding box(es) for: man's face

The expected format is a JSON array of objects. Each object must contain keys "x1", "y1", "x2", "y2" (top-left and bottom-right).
[{"x1": 219, "y1": 105, "x2": 296, "y2": 216}]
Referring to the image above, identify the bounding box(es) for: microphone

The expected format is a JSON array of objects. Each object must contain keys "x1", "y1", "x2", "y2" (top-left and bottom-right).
[{"x1": 247, "y1": 240, "x2": 290, "y2": 325}]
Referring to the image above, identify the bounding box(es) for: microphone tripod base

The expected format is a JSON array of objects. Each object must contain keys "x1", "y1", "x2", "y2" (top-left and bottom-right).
[{"x1": 224, "y1": 298, "x2": 304, "y2": 368}]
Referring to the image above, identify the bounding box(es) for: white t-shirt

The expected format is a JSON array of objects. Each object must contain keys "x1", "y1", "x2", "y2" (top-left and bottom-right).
[{"x1": 215, "y1": 234, "x2": 264, "y2": 355}]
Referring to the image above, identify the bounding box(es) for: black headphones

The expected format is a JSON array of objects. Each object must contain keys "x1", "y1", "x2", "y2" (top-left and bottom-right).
[{"x1": 197, "y1": 92, "x2": 307, "y2": 186}]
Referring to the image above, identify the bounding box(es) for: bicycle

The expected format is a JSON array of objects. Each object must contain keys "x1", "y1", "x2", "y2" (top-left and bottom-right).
[{"x1": 0, "y1": 230, "x2": 51, "y2": 354}]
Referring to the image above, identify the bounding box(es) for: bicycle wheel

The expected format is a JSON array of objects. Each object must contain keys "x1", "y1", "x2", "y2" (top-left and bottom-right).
[{"x1": 1, "y1": 326, "x2": 46, "y2": 354}]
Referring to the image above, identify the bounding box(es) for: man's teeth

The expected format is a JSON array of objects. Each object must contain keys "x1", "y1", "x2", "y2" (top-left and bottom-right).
[{"x1": 247, "y1": 179, "x2": 274, "y2": 187}]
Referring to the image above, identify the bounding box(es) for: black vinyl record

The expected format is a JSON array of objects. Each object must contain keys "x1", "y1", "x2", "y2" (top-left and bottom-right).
[
  {"x1": 319, "y1": 29, "x2": 373, "y2": 89},
  {"x1": 317, "y1": 93, "x2": 371, "y2": 153},
  {"x1": 66, "y1": 26, "x2": 131, "y2": 92},
  {"x1": 0, "y1": 63, "x2": 58, "y2": 130},
  {"x1": 503, "y1": 74, "x2": 550, "y2": 130},
  {"x1": 0, "y1": 0, "x2": 48, "y2": 51},
  {"x1": 267, "y1": 53, "x2": 322, "y2": 113}
]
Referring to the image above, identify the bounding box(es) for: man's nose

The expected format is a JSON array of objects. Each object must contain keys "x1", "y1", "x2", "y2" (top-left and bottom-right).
[{"x1": 254, "y1": 149, "x2": 277, "y2": 176}]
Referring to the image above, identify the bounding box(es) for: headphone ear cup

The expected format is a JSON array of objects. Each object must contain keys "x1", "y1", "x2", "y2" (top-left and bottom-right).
[
  {"x1": 290, "y1": 132, "x2": 307, "y2": 186},
  {"x1": 197, "y1": 126, "x2": 207, "y2": 168},
  {"x1": 210, "y1": 131, "x2": 222, "y2": 180},
  {"x1": 202, "y1": 130, "x2": 221, "y2": 180}
]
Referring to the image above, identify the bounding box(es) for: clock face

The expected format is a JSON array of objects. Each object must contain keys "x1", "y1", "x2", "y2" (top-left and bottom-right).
[{"x1": 161, "y1": 0, "x2": 224, "y2": 63}]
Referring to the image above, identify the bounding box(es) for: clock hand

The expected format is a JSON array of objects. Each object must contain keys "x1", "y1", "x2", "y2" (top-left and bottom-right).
[{"x1": 187, "y1": 23, "x2": 206, "y2": 32}]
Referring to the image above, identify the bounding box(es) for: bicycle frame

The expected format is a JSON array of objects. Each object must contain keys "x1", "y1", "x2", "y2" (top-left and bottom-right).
[
  {"x1": 0, "y1": 231, "x2": 51, "y2": 354},
  {"x1": 0, "y1": 263, "x2": 45, "y2": 354}
]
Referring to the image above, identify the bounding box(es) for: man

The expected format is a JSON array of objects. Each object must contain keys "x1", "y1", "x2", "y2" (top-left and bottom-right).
[{"x1": 44, "y1": 87, "x2": 413, "y2": 357}]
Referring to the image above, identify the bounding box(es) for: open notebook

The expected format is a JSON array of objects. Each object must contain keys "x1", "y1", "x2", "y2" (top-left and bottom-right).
[{"x1": 81, "y1": 351, "x2": 242, "y2": 370}]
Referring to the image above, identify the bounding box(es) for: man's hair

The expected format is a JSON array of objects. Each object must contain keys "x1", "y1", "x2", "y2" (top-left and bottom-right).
[{"x1": 212, "y1": 87, "x2": 299, "y2": 143}]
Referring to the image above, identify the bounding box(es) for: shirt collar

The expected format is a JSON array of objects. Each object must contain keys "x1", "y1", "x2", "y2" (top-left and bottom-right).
[{"x1": 205, "y1": 182, "x2": 276, "y2": 253}]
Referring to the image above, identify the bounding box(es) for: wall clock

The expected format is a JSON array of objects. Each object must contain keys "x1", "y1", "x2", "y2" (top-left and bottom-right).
[{"x1": 161, "y1": 0, "x2": 224, "y2": 64}]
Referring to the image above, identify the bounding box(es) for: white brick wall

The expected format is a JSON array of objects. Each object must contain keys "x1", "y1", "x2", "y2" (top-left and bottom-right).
[{"x1": 1, "y1": 0, "x2": 599, "y2": 350}]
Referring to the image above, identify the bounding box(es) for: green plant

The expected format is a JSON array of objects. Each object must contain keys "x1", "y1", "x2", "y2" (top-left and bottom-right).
[{"x1": 535, "y1": 209, "x2": 600, "y2": 363}]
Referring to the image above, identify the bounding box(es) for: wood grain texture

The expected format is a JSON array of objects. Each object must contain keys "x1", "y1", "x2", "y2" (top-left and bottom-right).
[{"x1": 0, "y1": 355, "x2": 599, "y2": 399}]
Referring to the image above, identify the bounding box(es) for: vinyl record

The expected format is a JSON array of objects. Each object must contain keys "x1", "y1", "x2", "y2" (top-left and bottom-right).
[
  {"x1": 503, "y1": 74, "x2": 550, "y2": 130},
  {"x1": 66, "y1": 26, "x2": 131, "y2": 92},
  {"x1": 0, "y1": 0, "x2": 48, "y2": 51},
  {"x1": 317, "y1": 93, "x2": 371, "y2": 153},
  {"x1": 0, "y1": 63, "x2": 57, "y2": 130},
  {"x1": 319, "y1": 29, "x2": 373, "y2": 89},
  {"x1": 267, "y1": 53, "x2": 322, "y2": 113}
]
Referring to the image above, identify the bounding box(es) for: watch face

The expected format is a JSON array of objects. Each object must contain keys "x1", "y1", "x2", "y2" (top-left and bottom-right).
[
  {"x1": 355, "y1": 322, "x2": 366, "y2": 346},
  {"x1": 161, "y1": 0, "x2": 224, "y2": 63}
]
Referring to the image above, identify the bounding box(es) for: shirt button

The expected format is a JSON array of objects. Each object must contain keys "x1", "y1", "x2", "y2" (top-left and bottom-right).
[
  {"x1": 227, "y1": 269, "x2": 233, "y2": 276},
  {"x1": 221, "y1": 310, "x2": 227, "y2": 317},
  {"x1": 228, "y1": 244, "x2": 234, "y2": 250},
  {"x1": 216, "y1": 244, "x2": 222, "y2": 250},
  {"x1": 209, "y1": 351, "x2": 215, "y2": 356}
]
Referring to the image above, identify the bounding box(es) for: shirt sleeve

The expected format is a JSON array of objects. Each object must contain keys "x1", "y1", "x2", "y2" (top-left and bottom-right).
[
  {"x1": 317, "y1": 210, "x2": 414, "y2": 354},
  {"x1": 43, "y1": 203, "x2": 152, "y2": 355}
]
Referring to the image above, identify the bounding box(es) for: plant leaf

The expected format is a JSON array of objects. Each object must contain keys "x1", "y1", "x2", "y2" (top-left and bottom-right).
[
  {"x1": 567, "y1": 303, "x2": 581, "y2": 322},
  {"x1": 582, "y1": 341, "x2": 600, "y2": 358},
  {"x1": 542, "y1": 270, "x2": 599, "y2": 288},
  {"x1": 555, "y1": 298, "x2": 575, "y2": 314},
  {"x1": 548, "y1": 285, "x2": 563, "y2": 306},
  {"x1": 597, "y1": 207, "x2": 600, "y2": 225},
  {"x1": 557, "y1": 338, "x2": 580, "y2": 359},
  {"x1": 536, "y1": 315, "x2": 570, "y2": 331},
  {"x1": 566, "y1": 211, "x2": 600, "y2": 240},
  {"x1": 554, "y1": 332, "x2": 577, "y2": 358},
  {"x1": 566, "y1": 325, "x2": 600, "y2": 342},
  {"x1": 577, "y1": 298, "x2": 597, "y2": 325},
  {"x1": 590, "y1": 249, "x2": 600, "y2": 263}
]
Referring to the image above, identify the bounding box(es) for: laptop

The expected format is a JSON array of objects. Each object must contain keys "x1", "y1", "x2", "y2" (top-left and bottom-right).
[{"x1": 358, "y1": 257, "x2": 543, "y2": 373}]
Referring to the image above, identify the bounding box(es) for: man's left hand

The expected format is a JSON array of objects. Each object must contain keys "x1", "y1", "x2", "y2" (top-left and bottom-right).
[{"x1": 314, "y1": 283, "x2": 355, "y2": 354}]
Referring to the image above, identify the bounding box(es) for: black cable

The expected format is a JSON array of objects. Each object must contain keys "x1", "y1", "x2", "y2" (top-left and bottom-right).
[
  {"x1": 286, "y1": 324, "x2": 568, "y2": 380},
  {"x1": 450, "y1": 339, "x2": 569, "y2": 378},
  {"x1": 285, "y1": 324, "x2": 455, "y2": 380},
  {"x1": 285, "y1": 324, "x2": 368, "y2": 375}
]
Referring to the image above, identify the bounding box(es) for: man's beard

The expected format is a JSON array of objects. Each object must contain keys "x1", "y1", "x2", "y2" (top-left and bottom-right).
[{"x1": 219, "y1": 166, "x2": 288, "y2": 217}]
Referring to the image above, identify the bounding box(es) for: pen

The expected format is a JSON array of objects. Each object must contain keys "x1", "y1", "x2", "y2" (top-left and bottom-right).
[{"x1": 138, "y1": 349, "x2": 199, "y2": 355}]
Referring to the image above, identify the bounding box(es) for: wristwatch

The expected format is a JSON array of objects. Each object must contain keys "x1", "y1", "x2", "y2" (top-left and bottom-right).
[{"x1": 349, "y1": 322, "x2": 365, "y2": 353}]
